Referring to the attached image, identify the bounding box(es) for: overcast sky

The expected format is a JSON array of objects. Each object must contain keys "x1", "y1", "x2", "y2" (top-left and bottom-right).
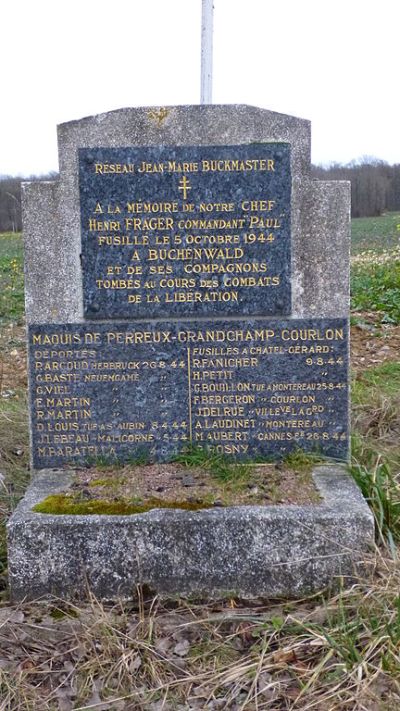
[{"x1": 1, "y1": 0, "x2": 399, "y2": 176}]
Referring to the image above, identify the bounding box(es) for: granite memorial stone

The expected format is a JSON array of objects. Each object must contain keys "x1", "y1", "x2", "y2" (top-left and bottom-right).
[
  {"x1": 7, "y1": 105, "x2": 373, "y2": 601},
  {"x1": 22, "y1": 105, "x2": 350, "y2": 465}
]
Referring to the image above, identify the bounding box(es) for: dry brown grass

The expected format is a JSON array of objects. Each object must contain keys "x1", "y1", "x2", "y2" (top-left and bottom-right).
[
  {"x1": 353, "y1": 393, "x2": 400, "y2": 445},
  {"x1": 0, "y1": 553, "x2": 399, "y2": 710}
]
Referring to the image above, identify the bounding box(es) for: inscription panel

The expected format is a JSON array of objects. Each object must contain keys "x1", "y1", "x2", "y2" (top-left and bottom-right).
[
  {"x1": 29, "y1": 319, "x2": 348, "y2": 468},
  {"x1": 79, "y1": 144, "x2": 291, "y2": 318}
]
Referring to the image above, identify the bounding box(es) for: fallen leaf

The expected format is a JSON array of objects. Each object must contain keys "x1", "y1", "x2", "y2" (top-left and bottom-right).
[
  {"x1": 18, "y1": 658, "x2": 36, "y2": 671},
  {"x1": 272, "y1": 647, "x2": 297, "y2": 664}
]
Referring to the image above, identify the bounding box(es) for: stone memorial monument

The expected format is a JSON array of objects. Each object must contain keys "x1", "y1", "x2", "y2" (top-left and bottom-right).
[{"x1": 7, "y1": 105, "x2": 373, "y2": 600}]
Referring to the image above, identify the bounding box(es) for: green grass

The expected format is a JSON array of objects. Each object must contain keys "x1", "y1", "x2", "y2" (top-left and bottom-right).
[
  {"x1": 0, "y1": 232, "x2": 24, "y2": 324},
  {"x1": 350, "y1": 220, "x2": 400, "y2": 550},
  {"x1": 353, "y1": 362, "x2": 400, "y2": 404},
  {"x1": 173, "y1": 445, "x2": 253, "y2": 483},
  {"x1": 351, "y1": 360, "x2": 400, "y2": 551},
  {"x1": 0, "y1": 232, "x2": 27, "y2": 589},
  {"x1": 351, "y1": 211, "x2": 400, "y2": 255},
  {"x1": 350, "y1": 212, "x2": 400, "y2": 324},
  {"x1": 350, "y1": 460, "x2": 400, "y2": 552},
  {"x1": 0, "y1": 388, "x2": 29, "y2": 596},
  {"x1": 351, "y1": 259, "x2": 400, "y2": 323},
  {"x1": 281, "y1": 448, "x2": 325, "y2": 470}
]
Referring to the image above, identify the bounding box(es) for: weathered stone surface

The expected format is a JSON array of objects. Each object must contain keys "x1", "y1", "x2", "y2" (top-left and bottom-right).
[
  {"x1": 296, "y1": 180, "x2": 351, "y2": 318},
  {"x1": 7, "y1": 466, "x2": 374, "y2": 601},
  {"x1": 29, "y1": 317, "x2": 349, "y2": 468},
  {"x1": 16, "y1": 105, "x2": 359, "y2": 603},
  {"x1": 21, "y1": 181, "x2": 77, "y2": 324},
  {"x1": 22, "y1": 105, "x2": 349, "y2": 325}
]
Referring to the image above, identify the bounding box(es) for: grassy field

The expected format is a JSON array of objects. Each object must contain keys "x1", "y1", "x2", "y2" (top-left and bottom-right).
[
  {"x1": 0, "y1": 219, "x2": 399, "y2": 709},
  {"x1": 351, "y1": 212, "x2": 400, "y2": 323},
  {"x1": 351, "y1": 211, "x2": 400, "y2": 255},
  {"x1": 351, "y1": 253, "x2": 400, "y2": 324},
  {"x1": 0, "y1": 232, "x2": 24, "y2": 326}
]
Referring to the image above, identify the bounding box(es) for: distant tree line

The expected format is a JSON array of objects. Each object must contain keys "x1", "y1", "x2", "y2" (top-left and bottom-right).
[
  {"x1": 1, "y1": 160, "x2": 399, "y2": 232},
  {"x1": 0, "y1": 173, "x2": 57, "y2": 233},
  {"x1": 312, "y1": 159, "x2": 400, "y2": 218},
  {"x1": 0, "y1": 176, "x2": 22, "y2": 232}
]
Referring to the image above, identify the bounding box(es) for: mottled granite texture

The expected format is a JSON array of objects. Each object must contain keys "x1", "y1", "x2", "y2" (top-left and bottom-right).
[
  {"x1": 79, "y1": 143, "x2": 291, "y2": 319},
  {"x1": 29, "y1": 318, "x2": 349, "y2": 468},
  {"x1": 7, "y1": 466, "x2": 374, "y2": 601}
]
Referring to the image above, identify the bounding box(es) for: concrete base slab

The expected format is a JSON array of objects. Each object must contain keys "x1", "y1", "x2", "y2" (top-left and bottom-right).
[{"x1": 7, "y1": 465, "x2": 374, "y2": 601}]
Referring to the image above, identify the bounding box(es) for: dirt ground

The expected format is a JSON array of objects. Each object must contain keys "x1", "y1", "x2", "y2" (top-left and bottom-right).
[
  {"x1": 65, "y1": 461, "x2": 321, "y2": 510},
  {"x1": 0, "y1": 322, "x2": 26, "y2": 392},
  {"x1": 351, "y1": 312, "x2": 400, "y2": 372}
]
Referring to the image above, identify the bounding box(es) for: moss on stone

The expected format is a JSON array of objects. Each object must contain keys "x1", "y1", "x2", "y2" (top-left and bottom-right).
[
  {"x1": 32, "y1": 494, "x2": 214, "y2": 516},
  {"x1": 88, "y1": 477, "x2": 126, "y2": 488}
]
